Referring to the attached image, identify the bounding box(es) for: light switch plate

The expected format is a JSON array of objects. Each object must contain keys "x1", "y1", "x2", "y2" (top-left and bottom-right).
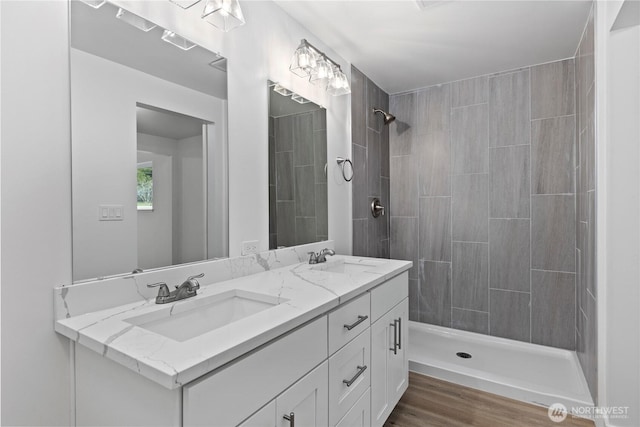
[{"x1": 99, "y1": 205, "x2": 124, "y2": 221}]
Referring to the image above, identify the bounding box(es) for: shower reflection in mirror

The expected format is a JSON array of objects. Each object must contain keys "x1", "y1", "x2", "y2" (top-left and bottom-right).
[{"x1": 268, "y1": 82, "x2": 328, "y2": 249}]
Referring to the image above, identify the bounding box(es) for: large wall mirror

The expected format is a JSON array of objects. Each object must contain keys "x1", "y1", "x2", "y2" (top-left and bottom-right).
[
  {"x1": 268, "y1": 82, "x2": 328, "y2": 249},
  {"x1": 70, "y1": 1, "x2": 228, "y2": 281}
]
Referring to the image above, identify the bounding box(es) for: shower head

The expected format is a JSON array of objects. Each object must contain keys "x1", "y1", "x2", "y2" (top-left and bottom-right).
[{"x1": 372, "y1": 108, "x2": 396, "y2": 125}]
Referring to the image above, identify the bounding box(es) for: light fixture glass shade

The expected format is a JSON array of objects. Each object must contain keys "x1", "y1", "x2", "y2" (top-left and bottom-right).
[
  {"x1": 202, "y1": 0, "x2": 245, "y2": 32},
  {"x1": 327, "y1": 69, "x2": 351, "y2": 96},
  {"x1": 273, "y1": 84, "x2": 293, "y2": 97},
  {"x1": 161, "y1": 30, "x2": 197, "y2": 50},
  {"x1": 79, "y1": 0, "x2": 106, "y2": 8},
  {"x1": 116, "y1": 8, "x2": 157, "y2": 32},
  {"x1": 290, "y1": 40, "x2": 318, "y2": 78},
  {"x1": 309, "y1": 55, "x2": 334, "y2": 86},
  {"x1": 169, "y1": 0, "x2": 202, "y2": 9},
  {"x1": 291, "y1": 94, "x2": 311, "y2": 104}
]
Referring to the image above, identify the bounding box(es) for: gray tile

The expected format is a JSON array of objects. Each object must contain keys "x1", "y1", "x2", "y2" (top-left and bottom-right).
[
  {"x1": 532, "y1": 116, "x2": 575, "y2": 194},
  {"x1": 419, "y1": 197, "x2": 451, "y2": 262},
  {"x1": 417, "y1": 129, "x2": 450, "y2": 197},
  {"x1": 489, "y1": 69, "x2": 531, "y2": 147},
  {"x1": 275, "y1": 151, "x2": 293, "y2": 201},
  {"x1": 276, "y1": 201, "x2": 295, "y2": 247},
  {"x1": 367, "y1": 128, "x2": 381, "y2": 197},
  {"x1": 368, "y1": 199, "x2": 387, "y2": 258},
  {"x1": 489, "y1": 290, "x2": 530, "y2": 342},
  {"x1": 452, "y1": 174, "x2": 489, "y2": 242},
  {"x1": 269, "y1": 185, "x2": 276, "y2": 235},
  {"x1": 275, "y1": 115, "x2": 293, "y2": 152},
  {"x1": 531, "y1": 59, "x2": 575, "y2": 119},
  {"x1": 451, "y1": 76, "x2": 488, "y2": 107},
  {"x1": 489, "y1": 219, "x2": 530, "y2": 292},
  {"x1": 367, "y1": 79, "x2": 384, "y2": 133},
  {"x1": 313, "y1": 130, "x2": 327, "y2": 184},
  {"x1": 351, "y1": 67, "x2": 367, "y2": 147},
  {"x1": 312, "y1": 108, "x2": 326, "y2": 131},
  {"x1": 586, "y1": 104, "x2": 595, "y2": 192},
  {"x1": 390, "y1": 217, "x2": 418, "y2": 279},
  {"x1": 352, "y1": 144, "x2": 368, "y2": 219},
  {"x1": 531, "y1": 270, "x2": 576, "y2": 350},
  {"x1": 452, "y1": 104, "x2": 489, "y2": 174},
  {"x1": 416, "y1": 84, "x2": 450, "y2": 136},
  {"x1": 532, "y1": 195, "x2": 576, "y2": 272},
  {"x1": 452, "y1": 242, "x2": 488, "y2": 311},
  {"x1": 419, "y1": 261, "x2": 452, "y2": 327},
  {"x1": 390, "y1": 155, "x2": 418, "y2": 217},
  {"x1": 452, "y1": 308, "x2": 489, "y2": 335},
  {"x1": 269, "y1": 233, "x2": 277, "y2": 250},
  {"x1": 389, "y1": 92, "x2": 416, "y2": 156},
  {"x1": 409, "y1": 279, "x2": 420, "y2": 322},
  {"x1": 295, "y1": 217, "x2": 317, "y2": 245},
  {"x1": 380, "y1": 177, "x2": 390, "y2": 239},
  {"x1": 352, "y1": 219, "x2": 367, "y2": 257},
  {"x1": 490, "y1": 146, "x2": 530, "y2": 219},
  {"x1": 380, "y1": 239, "x2": 390, "y2": 259},
  {"x1": 269, "y1": 135, "x2": 276, "y2": 184},
  {"x1": 294, "y1": 166, "x2": 315, "y2": 217},
  {"x1": 381, "y1": 124, "x2": 390, "y2": 178},
  {"x1": 315, "y1": 183, "x2": 328, "y2": 237},
  {"x1": 268, "y1": 115, "x2": 274, "y2": 137},
  {"x1": 293, "y1": 113, "x2": 314, "y2": 166}
]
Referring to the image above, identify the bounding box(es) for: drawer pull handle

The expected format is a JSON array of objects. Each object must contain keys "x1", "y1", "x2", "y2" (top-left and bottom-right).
[
  {"x1": 283, "y1": 412, "x2": 295, "y2": 427},
  {"x1": 344, "y1": 315, "x2": 368, "y2": 331},
  {"x1": 343, "y1": 365, "x2": 367, "y2": 387},
  {"x1": 397, "y1": 317, "x2": 402, "y2": 350},
  {"x1": 390, "y1": 321, "x2": 398, "y2": 354}
]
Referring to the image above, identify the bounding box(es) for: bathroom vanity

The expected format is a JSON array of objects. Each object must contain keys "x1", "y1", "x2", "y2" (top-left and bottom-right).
[{"x1": 55, "y1": 245, "x2": 410, "y2": 426}]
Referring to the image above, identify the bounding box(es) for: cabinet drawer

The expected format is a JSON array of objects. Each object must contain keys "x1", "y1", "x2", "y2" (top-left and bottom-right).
[
  {"x1": 328, "y1": 293, "x2": 370, "y2": 355},
  {"x1": 239, "y1": 401, "x2": 276, "y2": 427},
  {"x1": 370, "y1": 272, "x2": 408, "y2": 322},
  {"x1": 328, "y1": 328, "x2": 371, "y2": 426},
  {"x1": 183, "y1": 316, "x2": 328, "y2": 427},
  {"x1": 335, "y1": 388, "x2": 370, "y2": 427}
]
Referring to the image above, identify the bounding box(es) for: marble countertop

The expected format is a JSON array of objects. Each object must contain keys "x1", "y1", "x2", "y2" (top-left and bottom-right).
[{"x1": 55, "y1": 255, "x2": 411, "y2": 389}]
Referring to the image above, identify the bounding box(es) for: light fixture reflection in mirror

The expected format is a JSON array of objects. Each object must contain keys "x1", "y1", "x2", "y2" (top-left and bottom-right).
[
  {"x1": 268, "y1": 82, "x2": 328, "y2": 249},
  {"x1": 70, "y1": 1, "x2": 229, "y2": 282}
]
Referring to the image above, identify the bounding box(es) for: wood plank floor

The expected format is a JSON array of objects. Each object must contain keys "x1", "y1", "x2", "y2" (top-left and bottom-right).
[{"x1": 384, "y1": 372, "x2": 595, "y2": 427}]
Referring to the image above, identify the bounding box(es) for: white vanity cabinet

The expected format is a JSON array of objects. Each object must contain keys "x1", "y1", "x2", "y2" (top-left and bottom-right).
[
  {"x1": 73, "y1": 270, "x2": 409, "y2": 427},
  {"x1": 370, "y1": 273, "x2": 409, "y2": 427}
]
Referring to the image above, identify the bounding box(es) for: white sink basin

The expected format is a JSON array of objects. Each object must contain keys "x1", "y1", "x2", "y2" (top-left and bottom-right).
[
  {"x1": 311, "y1": 259, "x2": 386, "y2": 274},
  {"x1": 125, "y1": 289, "x2": 285, "y2": 342}
]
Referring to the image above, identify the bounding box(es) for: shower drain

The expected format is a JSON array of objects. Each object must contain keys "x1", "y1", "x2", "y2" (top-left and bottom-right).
[{"x1": 456, "y1": 352, "x2": 472, "y2": 359}]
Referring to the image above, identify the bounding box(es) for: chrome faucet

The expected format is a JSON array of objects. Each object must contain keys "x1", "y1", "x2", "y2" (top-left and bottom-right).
[
  {"x1": 308, "y1": 248, "x2": 336, "y2": 264},
  {"x1": 147, "y1": 273, "x2": 204, "y2": 304}
]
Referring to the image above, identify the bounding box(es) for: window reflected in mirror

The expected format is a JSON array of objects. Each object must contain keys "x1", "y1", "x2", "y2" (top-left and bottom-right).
[
  {"x1": 136, "y1": 161, "x2": 153, "y2": 211},
  {"x1": 268, "y1": 82, "x2": 328, "y2": 249}
]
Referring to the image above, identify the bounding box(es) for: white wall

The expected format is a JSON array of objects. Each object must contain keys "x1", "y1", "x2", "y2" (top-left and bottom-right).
[
  {"x1": 1, "y1": 1, "x2": 353, "y2": 424},
  {"x1": 1, "y1": 2, "x2": 72, "y2": 425},
  {"x1": 596, "y1": 1, "x2": 640, "y2": 425},
  {"x1": 71, "y1": 48, "x2": 224, "y2": 280}
]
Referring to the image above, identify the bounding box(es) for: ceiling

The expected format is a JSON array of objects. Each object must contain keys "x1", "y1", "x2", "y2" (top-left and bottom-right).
[
  {"x1": 274, "y1": 0, "x2": 592, "y2": 94},
  {"x1": 137, "y1": 105, "x2": 206, "y2": 140}
]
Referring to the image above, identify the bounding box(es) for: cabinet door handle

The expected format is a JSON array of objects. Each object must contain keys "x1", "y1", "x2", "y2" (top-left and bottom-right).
[
  {"x1": 283, "y1": 412, "x2": 295, "y2": 427},
  {"x1": 343, "y1": 365, "x2": 367, "y2": 387},
  {"x1": 389, "y1": 321, "x2": 397, "y2": 354},
  {"x1": 397, "y1": 317, "x2": 402, "y2": 350},
  {"x1": 344, "y1": 315, "x2": 368, "y2": 331}
]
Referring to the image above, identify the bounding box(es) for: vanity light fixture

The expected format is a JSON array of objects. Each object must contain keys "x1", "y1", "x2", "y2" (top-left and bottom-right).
[
  {"x1": 79, "y1": 0, "x2": 106, "y2": 8},
  {"x1": 169, "y1": 0, "x2": 202, "y2": 9},
  {"x1": 289, "y1": 39, "x2": 350, "y2": 96},
  {"x1": 291, "y1": 94, "x2": 311, "y2": 104},
  {"x1": 272, "y1": 83, "x2": 293, "y2": 97},
  {"x1": 202, "y1": 0, "x2": 245, "y2": 32},
  {"x1": 161, "y1": 30, "x2": 197, "y2": 50},
  {"x1": 116, "y1": 8, "x2": 158, "y2": 32}
]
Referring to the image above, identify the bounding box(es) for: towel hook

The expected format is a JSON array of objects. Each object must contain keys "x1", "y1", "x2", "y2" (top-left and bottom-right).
[{"x1": 336, "y1": 157, "x2": 354, "y2": 182}]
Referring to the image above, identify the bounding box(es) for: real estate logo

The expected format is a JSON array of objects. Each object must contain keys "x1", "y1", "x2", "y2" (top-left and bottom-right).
[{"x1": 548, "y1": 403, "x2": 568, "y2": 423}]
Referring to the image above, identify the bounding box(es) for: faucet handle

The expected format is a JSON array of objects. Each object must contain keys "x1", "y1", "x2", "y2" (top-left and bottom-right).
[
  {"x1": 308, "y1": 251, "x2": 318, "y2": 264},
  {"x1": 187, "y1": 273, "x2": 205, "y2": 281},
  {"x1": 147, "y1": 282, "x2": 170, "y2": 297},
  {"x1": 185, "y1": 273, "x2": 204, "y2": 290}
]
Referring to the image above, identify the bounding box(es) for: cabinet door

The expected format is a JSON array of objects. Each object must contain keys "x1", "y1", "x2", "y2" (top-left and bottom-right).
[
  {"x1": 276, "y1": 361, "x2": 328, "y2": 427},
  {"x1": 335, "y1": 388, "x2": 370, "y2": 427},
  {"x1": 238, "y1": 401, "x2": 277, "y2": 427},
  {"x1": 370, "y1": 298, "x2": 408, "y2": 427}
]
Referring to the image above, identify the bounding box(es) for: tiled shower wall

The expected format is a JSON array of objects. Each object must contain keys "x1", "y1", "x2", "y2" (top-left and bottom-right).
[
  {"x1": 351, "y1": 66, "x2": 391, "y2": 258},
  {"x1": 389, "y1": 58, "x2": 578, "y2": 350},
  {"x1": 269, "y1": 110, "x2": 328, "y2": 248},
  {"x1": 575, "y1": 5, "x2": 597, "y2": 399}
]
